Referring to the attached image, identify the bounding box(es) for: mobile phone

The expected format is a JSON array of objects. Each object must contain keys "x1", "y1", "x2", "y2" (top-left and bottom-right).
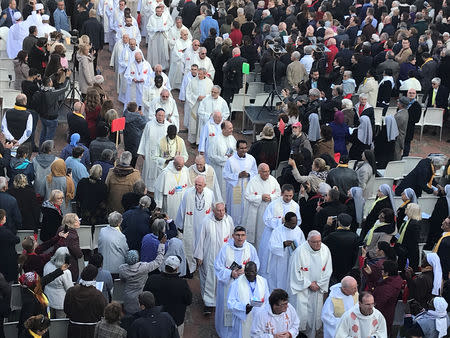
[
  {"x1": 405, "y1": 258, "x2": 410, "y2": 269},
  {"x1": 66, "y1": 168, "x2": 72, "y2": 175},
  {"x1": 64, "y1": 224, "x2": 69, "y2": 233}
]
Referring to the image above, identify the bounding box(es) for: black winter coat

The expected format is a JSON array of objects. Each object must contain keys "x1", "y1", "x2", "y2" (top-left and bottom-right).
[
  {"x1": 326, "y1": 166, "x2": 359, "y2": 202},
  {"x1": 123, "y1": 110, "x2": 147, "y2": 157},
  {"x1": 395, "y1": 158, "x2": 436, "y2": 197},
  {"x1": 0, "y1": 227, "x2": 19, "y2": 282},
  {"x1": 127, "y1": 307, "x2": 179, "y2": 338},
  {"x1": 8, "y1": 186, "x2": 41, "y2": 232},
  {"x1": 81, "y1": 17, "x2": 104, "y2": 50},
  {"x1": 122, "y1": 207, "x2": 152, "y2": 252},
  {"x1": 0, "y1": 191, "x2": 22, "y2": 234},
  {"x1": 314, "y1": 201, "x2": 348, "y2": 235},
  {"x1": 40, "y1": 202, "x2": 63, "y2": 242}
]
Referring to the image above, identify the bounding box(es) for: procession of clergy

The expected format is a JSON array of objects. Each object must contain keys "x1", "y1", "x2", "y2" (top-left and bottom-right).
[{"x1": 4, "y1": 1, "x2": 390, "y2": 337}]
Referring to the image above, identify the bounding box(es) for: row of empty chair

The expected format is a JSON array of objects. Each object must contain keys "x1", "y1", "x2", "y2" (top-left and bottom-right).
[{"x1": 363, "y1": 195, "x2": 438, "y2": 219}]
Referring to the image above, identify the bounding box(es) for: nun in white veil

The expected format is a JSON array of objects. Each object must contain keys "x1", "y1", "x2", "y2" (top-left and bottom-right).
[{"x1": 308, "y1": 113, "x2": 321, "y2": 142}]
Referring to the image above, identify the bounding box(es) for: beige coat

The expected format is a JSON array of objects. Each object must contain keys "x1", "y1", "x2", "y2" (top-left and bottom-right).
[
  {"x1": 76, "y1": 53, "x2": 95, "y2": 94},
  {"x1": 357, "y1": 77, "x2": 379, "y2": 108},
  {"x1": 105, "y1": 166, "x2": 142, "y2": 213},
  {"x1": 286, "y1": 60, "x2": 308, "y2": 89}
]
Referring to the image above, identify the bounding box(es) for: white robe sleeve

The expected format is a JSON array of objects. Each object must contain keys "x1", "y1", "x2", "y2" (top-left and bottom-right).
[
  {"x1": 250, "y1": 310, "x2": 274, "y2": 338},
  {"x1": 317, "y1": 247, "x2": 332, "y2": 293},
  {"x1": 137, "y1": 123, "x2": 150, "y2": 156},
  {"x1": 222, "y1": 159, "x2": 239, "y2": 187},
  {"x1": 193, "y1": 218, "x2": 207, "y2": 260},
  {"x1": 248, "y1": 156, "x2": 258, "y2": 178},
  {"x1": 175, "y1": 192, "x2": 187, "y2": 231},
  {"x1": 244, "y1": 180, "x2": 262, "y2": 206},
  {"x1": 269, "y1": 226, "x2": 285, "y2": 257},
  {"x1": 214, "y1": 246, "x2": 233, "y2": 283},
  {"x1": 208, "y1": 140, "x2": 228, "y2": 167},
  {"x1": 289, "y1": 248, "x2": 311, "y2": 294},
  {"x1": 263, "y1": 203, "x2": 282, "y2": 230},
  {"x1": 334, "y1": 313, "x2": 351, "y2": 338},
  {"x1": 321, "y1": 296, "x2": 339, "y2": 333},
  {"x1": 227, "y1": 278, "x2": 247, "y2": 321},
  {"x1": 153, "y1": 171, "x2": 165, "y2": 208},
  {"x1": 250, "y1": 245, "x2": 260, "y2": 268},
  {"x1": 221, "y1": 99, "x2": 230, "y2": 120}
]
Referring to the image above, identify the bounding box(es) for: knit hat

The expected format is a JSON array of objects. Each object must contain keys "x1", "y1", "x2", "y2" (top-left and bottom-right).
[
  {"x1": 337, "y1": 213, "x2": 352, "y2": 227},
  {"x1": 165, "y1": 256, "x2": 181, "y2": 270},
  {"x1": 14, "y1": 12, "x2": 22, "y2": 20},
  {"x1": 80, "y1": 264, "x2": 98, "y2": 281},
  {"x1": 42, "y1": 14, "x2": 50, "y2": 21},
  {"x1": 125, "y1": 250, "x2": 139, "y2": 265},
  {"x1": 19, "y1": 272, "x2": 38, "y2": 288}
]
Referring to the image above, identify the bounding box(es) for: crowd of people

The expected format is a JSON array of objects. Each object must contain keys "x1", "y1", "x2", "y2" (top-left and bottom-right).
[{"x1": 1, "y1": 0, "x2": 450, "y2": 336}]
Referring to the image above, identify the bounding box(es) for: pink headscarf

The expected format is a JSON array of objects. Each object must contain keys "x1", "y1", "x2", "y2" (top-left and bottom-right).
[{"x1": 334, "y1": 110, "x2": 345, "y2": 125}]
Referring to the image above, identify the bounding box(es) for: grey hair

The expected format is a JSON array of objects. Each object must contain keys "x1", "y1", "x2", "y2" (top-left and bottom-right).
[
  {"x1": 341, "y1": 98, "x2": 353, "y2": 109},
  {"x1": 175, "y1": 16, "x2": 182, "y2": 21},
  {"x1": 151, "y1": 218, "x2": 166, "y2": 235},
  {"x1": 292, "y1": 51, "x2": 300, "y2": 60},
  {"x1": 343, "y1": 70, "x2": 352, "y2": 77},
  {"x1": 198, "y1": 47, "x2": 207, "y2": 53},
  {"x1": 50, "y1": 247, "x2": 70, "y2": 268},
  {"x1": 119, "y1": 151, "x2": 132, "y2": 166},
  {"x1": 40, "y1": 140, "x2": 54, "y2": 154},
  {"x1": 359, "y1": 93, "x2": 368, "y2": 99},
  {"x1": 429, "y1": 155, "x2": 445, "y2": 167},
  {"x1": 0, "y1": 177, "x2": 7, "y2": 191},
  {"x1": 212, "y1": 85, "x2": 221, "y2": 93},
  {"x1": 307, "y1": 230, "x2": 321, "y2": 240},
  {"x1": 89, "y1": 164, "x2": 102, "y2": 181},
  {"x1": 304, "y1": 46, "x2": 313, "y2": 55},
  {"x1": 49, "y1": 189, "x2": 64, "y2": 202},
  {"x1": 139, "y1": 195, "x2": 152, "y2": 209},
  {"x1": 431, "y1": 77, "x2": 441, "y2": 85},
  {"x1": 309, "y1": 88, "x2": 321, "y2": 97},
  {"x1": 198, "y1": 67, "x2": 207, "y2": 73},
  {"x1": 215, "y1": 36, "x2": 223, "y2": 46},
  {"x1": 108, "y1": 211, "x2": 123, "y2": 228},
  {"x1": 237, "y1": 7, "x2": 244, "y2": 14},
  {"x1": 100, "y1": 148, "x2": 114, "y2": 162},
  {"x1": 133, "y1": 180, "x2": 147, "y2": 194}
]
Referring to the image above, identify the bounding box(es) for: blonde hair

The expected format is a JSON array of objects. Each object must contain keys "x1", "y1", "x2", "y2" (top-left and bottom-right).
[
  {"x1": 13, "y1": 174, "x2": 28, "y2": 189},
  {"x1": 62, "y1": 213, "x2": 80, "y2": 229},
  {"x1": 49, "y1": 189, "x2": 64, "y2": 203},
  {"x1": 313, "y1": 158, "x2": 328, "y2": 172},
  {"x1": 405, "y1": 203, "x2": 421, "y2": 221},
  {"x1": 89, "y1": 164, "x2": 102, "y2": 181}
]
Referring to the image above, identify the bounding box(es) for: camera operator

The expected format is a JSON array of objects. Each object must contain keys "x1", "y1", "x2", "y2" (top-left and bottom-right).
[
  {"x1": 31, "y1": 69, "x2": 71, "y2": 147},
  {"x1": 21, "y1": 68, "x2": 42, "y2": 152},
  {"x1": 222, "y1": 47, "x2": 247, "y2": 106},
  {"x1": 261, "y1": 41, "x2": 287, "y2": 92}
]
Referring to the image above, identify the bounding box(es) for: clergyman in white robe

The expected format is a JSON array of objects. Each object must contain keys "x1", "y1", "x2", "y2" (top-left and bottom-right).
[
  {"x1": 321, "y1": 279, "x2": 358, "y2": 338},
  {"x1": 168, "y1": 31, "x2": 192, "y2": 90},
  {"x1": 223, "y1": 151, "x2": 258, "y2": 226},
  {"x1": 110, "y1": 36, "x2": 128, "y2": 93},
  {"x1": 193, "y1": 204, "x2": 234, "y2": 308},
  {"x1": 334, "y1": 300, "x2": 387, "y2": 338},
  {"x1": 268, "y1": 216, "x2": 305, "y2": 291},
  {"x1": 241, "y1": 165, "x2": 281, "y2": 244},
  {"x1": 251, "y1": 300, "x2": 300, "y2": 337},
  {"x1": 7, "y1": 17, "x2": 28, "y2": 59},
  {"x1": 124, "y1": 53, "x2": 151, "y2": 107},
  {"x1": 156, "y1": 133, "x2": 189, "y2": 176},
  {"x1": 214, "y1": 233, "x2": 259, "y2": 338},
  {"x1": 116, "y1": 22, "x2": 141, "y2": 45},
  {"x1": 153, "y1": 158, "x2": 191, "y2": 221},
  {"x1": 197, "y1": 91, "x2": 230, "y2": 135},
  {"x1": 191, "y1": 51, "x2": 215, "y2": 79},
  {"x1": 227, "y1": 266, "x2": 270, "y2": 338},
  {"x1": 289, "y1": 233, "x2": 332, "y2": 338},
  {"x1": 142, "y1": 83, "x2": 168, "y2": 118},
  {"x1": 137, "y1": 111, "x2": 170, "y2": 192},
  {"x1": 179, "y1": 68, "x2": 195, "y2": 103},
  {"x1": 146, "y1": 7, "x2": 172, "y2": 70},
  {"x1": 185, "y1": 71, "x2": 214, "y2": 144},
  {"x1": 118, "y1": 41, "x2": 141, "y2": 103},
  {"x1": 176, "y1": 181, "x2": 214, "y2": 274},
  {"x1": 259, "y1": 192, "x2": 301, "y2": 279},
  {"x1": 149, "y1": 93, "x2": 179, "y2": 130},
  {"x1": 199, "y1": 114, "x2": 223, "y2": 163},
  {"x1": 188, "y1": 155, "x2": 222, "y2": 202}
]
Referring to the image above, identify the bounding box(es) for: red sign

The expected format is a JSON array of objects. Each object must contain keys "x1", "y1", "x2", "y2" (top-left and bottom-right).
[{"x1": 111, "y1": 117, "x2": 126, "y2": 133}]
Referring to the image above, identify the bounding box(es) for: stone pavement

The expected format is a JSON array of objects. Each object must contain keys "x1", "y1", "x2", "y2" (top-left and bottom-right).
[{"x1": 43, "y1": 43, "x2": 450, "y2": 338}]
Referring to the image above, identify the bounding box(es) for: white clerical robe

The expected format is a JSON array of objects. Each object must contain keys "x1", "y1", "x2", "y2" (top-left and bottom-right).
[
  {"x1": 227, "y1": 275, "x2": 270, "y2": 338},
  {"x1": 183, "y1": 46, "x2": 200, "y2": 74},
  {"x1": 289, "y1": 242, "x2": 332, "y2": 337},
  {"x1": 110, "y1": 41, "x2": 126, "y2": 92},
  {"x1": 268, "y1": 225, "x2": 305, "y2": 292},
  {"x1": 141, "y1": 0, "x2": 166, "y2": 37},
  {"x1": 188, "y1": 164, "x2": 222, "y2": 203},
  {"x1": 146, "y1": 12, "x2": 172, "y2": 70},
  {"x1": 186, "y1": 77, "x2": 214, "y2": 144},
  {"x1": 321, "y1": 283, "x2": 358, "y2": 338},
  {"x1": 197, "y1": 95, "x2": 230, "y2": 133},
  {"x1": 223, "y1": 153, "x2": 258, "y2": 226},
  {"x1": 37, "y1": 23, "x2": 56, "y2": 38},
  {"x1": 116, "y1": 25, "x2": 141, "y2": 45},
  {"x1": 168, "y1": 24, "x2": 192, "y2": 47},
  {"x1": 154, "y1": 162, "x2": 191, "y2": 220},
  {"x1": 124, "y1": 59, "x2": 152, "y2": 107},
  {"x1": 176, "y1": 186, "x2": 214, "y2": 273},
  {"x1": 251, "y1": 302, "x2": 300, "y2": 338},
  {"x1": 137, "y1": 119, "x2": 170, "y2": 192},
  {"x1": 168, "y1": 38, "x2": 192, "y2": 90},
  {"x1": 98, "y1": 0, "x2": 112, "y2": 42},
  {"x1": 194, "y1": 214, "x2": 234, "y2": 307},
  {"x1": 118, "y1": 46, "x2": 142, "y2": 103},
  {"x1": 241, "y1": 175, "x2": 280, "y2": 244},
  {"x1": 7, "y1": 21, "x2": 28, "y2": 59},
  {"x1": 190, "y1": 54, "x2": 215, "y2": 79},
  {"x1": 148, "y1": 71, "x2": 172, "y2": 90},
  {"x1": 199, "y1": 118, "x2": 222, "y2": 162},
  {"x1": 207, "y1": 133, "x2": 236, "y2": 201},
  {"x1": 142, "y1": 85, "x2": 168, "y2": 118},
  {"x1": 214, "y1": 241, "x2": 260, "y2": 338},
  {"x1": 24, "y1": 11, "x2": 42, "y2": 32},
  {"x1": 156, "y1": 135, "x2": 188, "y2": 174},
  {"x1": 149, "y1": 96, "x2": 179, "y2": 130},
  {"x1": 334, "y1": 304, "x2": 387, "y2": 338},
  {"x1": 179, "y1": 72, "x2": 194, "y2": 102},
  {"x1": 259, "y1": 198, "x2": 301, "y2": 279}
]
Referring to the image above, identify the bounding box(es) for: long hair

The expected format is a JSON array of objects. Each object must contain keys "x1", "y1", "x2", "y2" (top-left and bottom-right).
[{"x1": 85, "y1": 88, "x2": 101, "y2": 111}]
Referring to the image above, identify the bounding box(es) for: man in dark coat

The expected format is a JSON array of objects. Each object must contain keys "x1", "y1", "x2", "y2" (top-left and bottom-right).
[
  {"x1": 314, "y1": 188, "x2": 348, "y2": 235},
  {"x1": 321, "y1": 86, "x2": 343, "y2": 124},
  {"x1": 123, "y1": 102, "x2": 147, "y2": 168},
  {"x1": 122, "y1": 195, "x2": 154, "y2": 252},
  {"x1": 180, "y1": 0, "x2": 198, "y2": 28},
  {"x1": 0, "y1": 0, "x2": 18, "y2": 27},
  {"x1": 323, "y1": 213, "x2": 360, "y2": 284},
  {"x1": 0, "y1": 209, "x2": 19, "y2": 282},
  {"x1": 222, "y1": 47, "x2": 247, "y2": 105},
  {"x1": 2, "y1": 94, "x2": 33, "y2": 146},
  {"x1": 125, "y1": 291, "x2": 179, "y2": 338},
  {"x1": 326, "y1": 156, "x2": 359, "y2": 202},
  {"x1": 21, "y1": 25, "x2": 38, "y2": 54},
  {"x1": 0, "y1": 177, "x2": 21, "y2": 234},
  {"x1": 426, "y1": 77, "x2": 449, "y2": 110},
  {"x1": 418, "y1": 53, "x2": 438, "y2": 97},
  {"x1": 89, "y1": 122, "x2": 117, "y2": 164},
  {"x1": 67, "y1": 101, "x2": 91, "y2": 146},
  {"x1": 403, "y1": 88, "x2": 422, "y2": 156},
  {"x1": 144, "y1": 256, "x2": 192, "y2": 334},
  {"x1": 81, "y1": 8, "x2": 104, "y2": 71},
  {"x1": 395, "y1": 157, "x2": 444, "y2": 197}
]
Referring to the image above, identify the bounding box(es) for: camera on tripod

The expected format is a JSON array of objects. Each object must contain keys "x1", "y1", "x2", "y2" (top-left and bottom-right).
[
  {"x1": 268, "y1": 39, "x2": 287, "y2": 55},
  {"x1": 69, "y1": 30, "x2": 79, "y2": 46}
]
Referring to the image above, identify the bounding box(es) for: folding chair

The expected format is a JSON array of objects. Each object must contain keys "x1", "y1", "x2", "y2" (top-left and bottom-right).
[
  {"x1": 370, "y1": 177, "x2": 395, "y2": 197},
  {"x1": 230, "y1": 94, "x2": 250, "y2": 113},
  {"x1": 393, "y1": 196, "x2": 404, "y2": 210},
  {"x1": 247, "y1": 82, "x2": 265, "y2": 99},
  {"x1": 253, "y1": 93, "x2": 270, "y2": 106},
  {"x1": 417, "y1": 196, "x2": 438, "y2": 217},
  {"x1": 386, "y1": 107, "x2": 397, "y2": 116},
  {"x1": 364, "y1": 197, "x2": 376, "y2": 219},
  {"x1": 77, "y1": 225, "x2": 92, "y2": 250},
  {"x1": 92, "y1": 224, "x2": 108, "y2": 250},
  {"x1": 374, "y1": 107, "x2": 383, "y2": 127},
  {"x1": 420, "y1": 108, "x2": 444, "y2": 141}
]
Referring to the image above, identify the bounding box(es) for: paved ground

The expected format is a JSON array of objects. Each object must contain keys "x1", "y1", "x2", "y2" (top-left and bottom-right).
[{"x1": 39, "y1": 42, "x2": 450, "y2": 338}]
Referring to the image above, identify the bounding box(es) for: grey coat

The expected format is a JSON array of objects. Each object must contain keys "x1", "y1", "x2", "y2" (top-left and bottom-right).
[
  {"x1": 118, "y1": 243, "x2": 165, "y2": 314},
  {"x1": 32, "y1": 154, "x2": 58, "y2": 197},
  {"x1": 98, "y1": 226, "x2": 129, "y2": 274},
  {"x1": 13, "y1": 60, "x2": 29, "y2": 90},
  {"x1": 394, "y1": 109, "x2": 409, "y2": 160},
  {"x1": 356, "y1": 162, "x2": 374, "y2": 199},
  {"x1": 76, "y1": 53, "x2": 95, "y2": 94}
]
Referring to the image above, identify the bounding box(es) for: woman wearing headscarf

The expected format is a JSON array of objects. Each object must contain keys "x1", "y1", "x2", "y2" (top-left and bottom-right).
[
  {"x1": 298, "y1": 182, "x2": 331, "y2": 237},
  {"x1": 329, "y1": 110, "x2": 350, "y2": 156},
  {"x1": 345, "y1": 187, "x2": 365, "y2": 232},
  {"x1": 60, "y1": 133, "x2": 91, "y2": 168},
  {"x1": 425, "y1": 184, "x2": 450, "y2": 250},
  {"x1": 405, "y1": 253, "x2": 443, "y2": 308},
  {"x1": 44, "y1": 159, "x2": 75, "y2": 215},
  {"x1": 363, "y1": 207, "x2": 397, "y2": 257},
  {"x1": 64, "y1": 264, "x2": 107, "y2": 338},
  {"x1": 403, "y1": 297, "x2": 449, "y2": 338},
  {"x1": 394, "y1": 203, "x2": 421, "y2": 271},
  {"x1": 397, "y1": 187, "x2": 418, "y2": 227},
  {"x1": 362, "y1": 183, "x2": 396, "y2": 238},
  {"x1": 360, "y1": 241, "x2": 397, "y2": 290},
  {"x1": 307, "y1": 113, "x2": 321, "y2": 146},
  {"x1": 118, "y1": 246, "x2": 166, "y2": 314},
  {"x1": 355, "y1": 149, "x2": 377, "y2": 199},
  {"x1": 374, "y1": 115, "x2": 398, "y2": 168},
  {"x1": 349, "y1": 115, "x2": 373, "y2": 161},
  {"x1": 43, "y1": 247, "x2": 74, "y2": 318}
]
